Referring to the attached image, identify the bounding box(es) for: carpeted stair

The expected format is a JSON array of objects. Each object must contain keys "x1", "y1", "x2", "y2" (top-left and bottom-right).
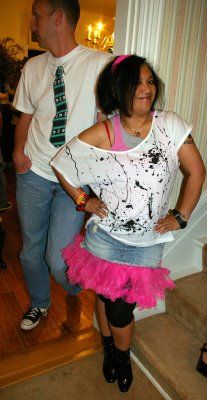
[
  {"x1": 0, "y1": 350, "x2": 164, "y2": 400},
  {"x1": 131, "y1": 267, "x2": 207, "y2": 399}
]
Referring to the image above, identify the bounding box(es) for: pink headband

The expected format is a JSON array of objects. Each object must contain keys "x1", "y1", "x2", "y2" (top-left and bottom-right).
[{"x1": 112, "y1": 55, "x2": 131, "y2": 70}]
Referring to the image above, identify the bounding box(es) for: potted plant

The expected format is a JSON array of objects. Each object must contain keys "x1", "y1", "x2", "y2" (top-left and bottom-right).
[{"x1": 0, "y1": 37, "x2": 27, "y2": 96}]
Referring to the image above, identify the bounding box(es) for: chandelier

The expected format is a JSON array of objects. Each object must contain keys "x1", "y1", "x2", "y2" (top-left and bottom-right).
[{"x1": 86, "y1": 22, "x2": 114, "y2": 53}]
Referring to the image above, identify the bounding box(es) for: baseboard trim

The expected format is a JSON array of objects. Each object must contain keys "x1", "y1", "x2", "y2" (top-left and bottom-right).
[
  {"x1": 133, "y1": 300, "x2": 165, "y2": 321},
  {"x1": 130, "y1": 351, "x2": 172, "y2": 400},
  {"x1": 170, "y1": 265, "x2": 201, "y2": 280},
  {"x1": 163, "y1": 190, "x2": 207, "y2": 258}
]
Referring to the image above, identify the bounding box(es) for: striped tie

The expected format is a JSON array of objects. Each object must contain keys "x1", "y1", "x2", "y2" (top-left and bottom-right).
[{"x1": 50, "y1": 66, "x2": 67, "y2": 148}]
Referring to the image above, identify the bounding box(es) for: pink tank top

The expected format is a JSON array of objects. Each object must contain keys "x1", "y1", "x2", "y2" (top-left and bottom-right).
[{"x1": 111, "y1": 115, "x2": 129, "y2": 151}]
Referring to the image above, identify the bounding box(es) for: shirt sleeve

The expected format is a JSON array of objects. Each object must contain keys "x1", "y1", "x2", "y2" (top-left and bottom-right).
[
  {"x1": 13, "y1": 61, "x2": 35, "y2": 114},
  {"x1": 50, "y1": 138, "x2": 86, "y2": 188},
  {"x1": 165, "y1": 111, "x2": 193, "y2": 150}
]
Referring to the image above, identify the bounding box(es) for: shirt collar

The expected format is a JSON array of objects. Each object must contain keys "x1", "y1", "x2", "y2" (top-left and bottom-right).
[{"x1": 48, "y1": 44, "x2": 82, "y2": 76}]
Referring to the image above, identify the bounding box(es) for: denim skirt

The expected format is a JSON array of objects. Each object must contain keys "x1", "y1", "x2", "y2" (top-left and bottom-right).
[
  {"x1": 83, "y1": 221, "x2": 164, "y2": 268},
  {"x1": 62, "y1": 222, "x2": 175, "y2": 307}
]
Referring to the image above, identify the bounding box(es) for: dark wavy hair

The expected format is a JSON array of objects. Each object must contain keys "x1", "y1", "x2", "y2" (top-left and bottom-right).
[
  {"x1": 48, "y1": 0, "x2": 80, "y2": 29},
  {"x1": 96, "y1": 55, "x2": 164, "y2": 117}
]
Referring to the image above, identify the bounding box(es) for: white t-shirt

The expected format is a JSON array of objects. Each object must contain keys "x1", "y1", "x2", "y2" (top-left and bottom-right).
[
  {"x1": 51, "y1": 111, "x2": 192, "y2": 246},
  {"x1": 13, "y1": 45, "x2": 111, "y2": 181}
]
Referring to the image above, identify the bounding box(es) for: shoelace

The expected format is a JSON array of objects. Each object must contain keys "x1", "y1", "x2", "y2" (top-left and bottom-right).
[{"x1": 26, "y1": 308, "x2": 41, "y2": 317}]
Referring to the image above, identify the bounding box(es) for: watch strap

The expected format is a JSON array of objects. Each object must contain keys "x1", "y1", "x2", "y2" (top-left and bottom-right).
[{"x1": 171, "y1": 209, "x2": 188, "y2": 229}]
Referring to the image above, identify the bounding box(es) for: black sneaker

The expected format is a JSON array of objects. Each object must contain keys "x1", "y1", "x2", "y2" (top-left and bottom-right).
[
  {"x1": 20, "y1": 307, "x2": 47, "y2": 330},
  {"x1": 0, "y1": 202, "x2": 12, "y2": 212}
]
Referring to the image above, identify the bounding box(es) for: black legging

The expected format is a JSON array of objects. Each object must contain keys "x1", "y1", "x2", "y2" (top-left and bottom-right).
[{"x1": 98, "y1": 294, "x2": 136, "y2": 328}]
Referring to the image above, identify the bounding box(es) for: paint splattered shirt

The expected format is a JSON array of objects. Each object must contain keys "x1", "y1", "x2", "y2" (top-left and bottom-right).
[{"x1": 51, "y1": 110, "x2": 192, "y2": 246}]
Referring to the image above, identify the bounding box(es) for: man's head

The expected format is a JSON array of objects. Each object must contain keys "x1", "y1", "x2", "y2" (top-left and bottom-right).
[
  {"x1": 31, "y1": 0, "x2": 80, "y2": 49},
  {"x1": 48, "y1": 0, "x2": 80, "y2": 29}
]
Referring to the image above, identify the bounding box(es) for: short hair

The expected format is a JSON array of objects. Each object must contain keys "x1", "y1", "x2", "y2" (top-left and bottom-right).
[
  {"x1": 96, "y1": 55, "x2": 164, "y2": 117},
  {"x1": 48, "y1": 0, "x2": 80, "y2": 29}
]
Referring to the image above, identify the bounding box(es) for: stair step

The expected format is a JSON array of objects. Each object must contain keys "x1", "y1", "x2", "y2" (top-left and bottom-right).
[
  {"x1": 194, "y1": 237, "x2": 207, "y2": 271},
  {"x1": 195, "y1": 237, "x2": 207, "y2": 248},
  {"x1": 166, "y1": 272, "x2": 207, "y2": 342},
  {"x1": 131, "y1": 313, "x2": 207, "y2": 400},
  {"x1": 194, "y1": 236, "x2": 207, "y2": 272},
  {"x1": 0, "y1": 328, "x2": 101, "y2": 388}
]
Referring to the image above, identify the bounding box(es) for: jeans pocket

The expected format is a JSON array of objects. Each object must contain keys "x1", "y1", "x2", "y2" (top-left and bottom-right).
[{"x1": 16, "y1": 168, "x2": 31, "y2": 176}]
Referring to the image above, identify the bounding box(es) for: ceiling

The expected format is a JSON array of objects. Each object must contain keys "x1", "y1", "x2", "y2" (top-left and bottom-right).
[{"x1": 79, "y1": 0, "x2": 116, "y2": 17}]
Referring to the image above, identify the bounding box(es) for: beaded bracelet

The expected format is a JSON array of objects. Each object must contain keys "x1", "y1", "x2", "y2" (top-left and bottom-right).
[
  {"x1": 76, "y1": 192, "x2": 88, "y2": 205},
  {"x1": 75, "y1": 192, "x2": 91, "y2": 211}
]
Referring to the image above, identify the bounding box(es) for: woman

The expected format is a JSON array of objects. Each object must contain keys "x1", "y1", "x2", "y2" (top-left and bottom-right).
[{"x1": 51, "y1": 55, "x2": 205, "y2": 392}]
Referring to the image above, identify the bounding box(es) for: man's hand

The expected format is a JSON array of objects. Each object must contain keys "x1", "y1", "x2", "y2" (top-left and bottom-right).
[
  {"x1": 13, "y1": 149, "x2": 32, "y2": 173},
  {"x1": 85, "y1": 197, "x2": 108, "y2": 219}
]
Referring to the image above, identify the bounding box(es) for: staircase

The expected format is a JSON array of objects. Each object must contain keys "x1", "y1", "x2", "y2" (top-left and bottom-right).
[{"x1": 131, "y1": 244, "x2": 207, "y2": 400}]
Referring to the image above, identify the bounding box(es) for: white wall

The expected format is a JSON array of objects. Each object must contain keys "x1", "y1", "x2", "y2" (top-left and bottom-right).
[
  {"x1": 114, "y1": 0, "x2": 207, "y2": 203},
  {"x1": 0, "y1": 1, "x2": 114, "y2": 55},
  {"x1": 114, "y1": 0, "x2": 207, "y2": 280}
]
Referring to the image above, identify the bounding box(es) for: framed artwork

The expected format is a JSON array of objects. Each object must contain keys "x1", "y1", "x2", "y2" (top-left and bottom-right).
[{"x1": 28, "y1": 31, "x2": 39, "y2": 47}]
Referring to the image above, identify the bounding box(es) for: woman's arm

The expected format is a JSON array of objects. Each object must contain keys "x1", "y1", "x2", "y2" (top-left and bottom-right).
[
  {"x1": 51, "y1": 121, "x2": 113, "y2": 217},
  {"x1": 54, "y1": 169, "x2": 108, "y2": 219},
  {"x1": 175, "y1": 136, "x2": 206, "y2": 219},
  {"x1": 154, "y1": 136, "x2": 206, "y2": 234}
]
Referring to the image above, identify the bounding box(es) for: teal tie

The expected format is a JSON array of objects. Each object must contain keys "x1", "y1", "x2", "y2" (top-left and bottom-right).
[{"x1": 50, "y1": 66, "x2": 68, "y2": 148}]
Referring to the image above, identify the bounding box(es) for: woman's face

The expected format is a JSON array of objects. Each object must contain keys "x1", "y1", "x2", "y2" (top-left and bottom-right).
[{"x1": 133, "y1": 64, "x2": 156, "y2": 115}]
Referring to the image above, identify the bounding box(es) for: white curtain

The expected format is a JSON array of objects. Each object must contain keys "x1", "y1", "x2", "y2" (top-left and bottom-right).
[{"x1": 114, "y1": 0, "x2": 207, "y2": 206}]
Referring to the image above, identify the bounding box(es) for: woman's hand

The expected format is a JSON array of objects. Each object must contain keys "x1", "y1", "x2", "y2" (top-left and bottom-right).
[
  {"x1": 154, "y1": 214, "x2": 180, "y2": 234},
  {"x1": 85, "y1": 197, "x2": 108, "y2": 219}
]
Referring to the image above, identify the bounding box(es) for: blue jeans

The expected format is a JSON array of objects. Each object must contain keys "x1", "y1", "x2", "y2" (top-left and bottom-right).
[{"x1": 16, "y1": 170, "x2": 84, "y2": 308}]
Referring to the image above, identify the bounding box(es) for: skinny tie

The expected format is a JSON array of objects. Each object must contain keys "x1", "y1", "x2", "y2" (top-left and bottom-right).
[{"x1": 50, "y1": 66, "x2": 67, "y2": 148}]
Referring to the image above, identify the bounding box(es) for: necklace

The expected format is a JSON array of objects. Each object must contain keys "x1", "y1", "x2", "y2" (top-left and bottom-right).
[{"x1": 121, "y1": 113, "x2": 150, "y2": 137}]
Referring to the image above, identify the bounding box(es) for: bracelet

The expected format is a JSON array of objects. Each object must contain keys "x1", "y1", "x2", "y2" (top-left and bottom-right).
[
  {"x1": 76, "y1": 192, "x2": 88, "y2": 206},
  {"x1": 75, "y1": 192, "x2": 91, "y2": 212},
  {"x1": 169, "y1": 208, "x2": 188, "y2": 229}
]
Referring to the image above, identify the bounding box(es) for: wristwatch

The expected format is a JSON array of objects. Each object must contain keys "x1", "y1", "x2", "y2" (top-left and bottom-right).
[{"x1": 169, "y1": 209, "x2": 188, "y2": 229}]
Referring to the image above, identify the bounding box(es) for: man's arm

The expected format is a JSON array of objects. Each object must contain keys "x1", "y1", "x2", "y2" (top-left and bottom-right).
[{"x1": 13, "y1": 112, "x2": 33, "y2": 173}]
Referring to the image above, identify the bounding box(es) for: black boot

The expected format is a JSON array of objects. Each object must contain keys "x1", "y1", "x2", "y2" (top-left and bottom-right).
[
  {"x1": 196, "y1": 343, "x2": 207, "y2": 377},
  {"x1": 115, "y1": 347, "x2": 133, "y2": 392},
  {"x1": 101, "y1": 335, "x2": 116, "y2": 383}
]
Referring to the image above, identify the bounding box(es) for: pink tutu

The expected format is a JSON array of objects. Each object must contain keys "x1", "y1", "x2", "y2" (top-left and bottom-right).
[{"x1": 62, "y1": 234, "x2": 175, "y2": 310}]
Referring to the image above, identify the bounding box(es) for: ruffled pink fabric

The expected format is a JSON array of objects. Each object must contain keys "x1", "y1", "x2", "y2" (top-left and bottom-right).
[{"x1": 62, "y1": 234, "x2": 175, "y2": 310}]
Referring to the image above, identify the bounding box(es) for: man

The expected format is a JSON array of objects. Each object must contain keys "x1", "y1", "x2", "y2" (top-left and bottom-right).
[{"x1": 13, "y1": 0, "x2": 110, "y2": 330}]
